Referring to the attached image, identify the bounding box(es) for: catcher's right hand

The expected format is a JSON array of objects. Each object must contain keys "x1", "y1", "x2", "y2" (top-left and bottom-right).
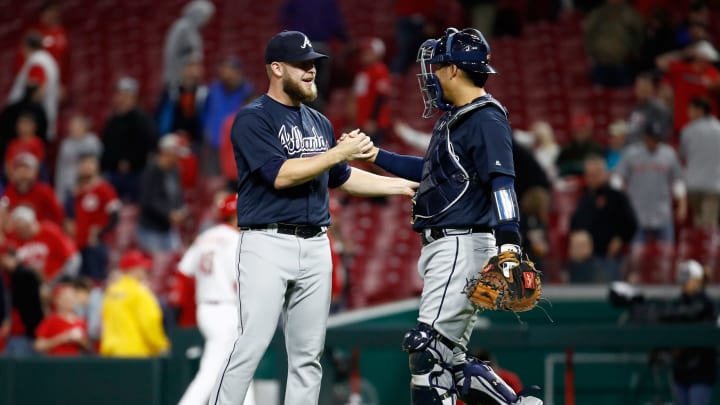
[{"x1": 464, "y1": 251, "x2": 542, "y2": 313}]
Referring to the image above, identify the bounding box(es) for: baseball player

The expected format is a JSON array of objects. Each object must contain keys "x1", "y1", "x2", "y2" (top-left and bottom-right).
[
  {"x1": 358, "y1": 28, "x2": 543, "y2": 404},
  {"x1": 208, "y1": 30, "x2": 418, "y2": 405},
  {"x1": 177, "y1": 193, "x2": 255, "y2": 405}
]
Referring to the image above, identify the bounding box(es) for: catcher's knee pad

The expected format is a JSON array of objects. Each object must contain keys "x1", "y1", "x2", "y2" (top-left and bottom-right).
[
  {"x1": 402, "y1": 323, "x2": 456, "y2": 405},
  {"x1": 453, "y1": 358, "x2": 519, "y2": 405}
]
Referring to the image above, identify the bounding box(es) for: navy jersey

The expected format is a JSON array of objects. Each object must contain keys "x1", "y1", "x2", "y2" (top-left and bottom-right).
[
  {"x1": 231, "y1": 94, "x2": 351, "y2": 226},
  {"x1": 413, "y1": 95, "x2": 515, "y2": 230}
]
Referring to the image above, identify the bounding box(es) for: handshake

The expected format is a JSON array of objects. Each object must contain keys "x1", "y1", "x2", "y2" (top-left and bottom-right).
[{"x1": 335, "y1": 129, "x2": 378, "y2": 162}]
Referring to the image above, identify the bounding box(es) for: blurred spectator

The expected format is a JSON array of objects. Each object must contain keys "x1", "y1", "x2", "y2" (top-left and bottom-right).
[
  {"x1": 4, "y1": 112, "x2": 46, "y2": 174},
  {"x1": 349, "y1": 38, "x2": 392, "y2": 144},
  {"x1": 2, "y1": 153, "x2": 64, "y2": 226},
  {"x1": 71, "y1": 277, "x2": 105, "y2": 343},
  {"x1": 156, "y1": 55, "x2": 207, "y2": 147},
  {"x1": 571, "y1": 155, "x2": 637, "y2": 281},
  {"x1": 627, "y1": 72, "x2": 672, "y2": 145},
  {"x1": 7, "y1": 32, "x2": 59, "y2": 140},
  {"x1": 15, "y1": 1, "x2": 69, "y2": 84},
  {"x1": 638, "y1": 7, "x2": 677, "y2": 73},
  {"x1": 34, "y1": 284, "x2": 89, "y2": 356},
  {"x1": 658, "y1": 259, "x2": 717, "y2": 405},
  {"x1": 162, "y1": 0, "x2": 215, "y2": 87},
  {"x1": 513, "y1": 141, "x2": 551, "y2": 206},
  {"x1": 529, "y1": 121, "x2": 559, "y2": 182},
  {"x1": 8, "y1": 206, "x2": 79, "y2": 283},
  {"x1": 0, "y1": 241, "x2": 43, "y2": 358},
  {"x1": 390, "y1": 0, "x2": 439, "y2": 74},
  {"x1": 175, "y1": 133, "x2": 200, "y2": 191},
  {"x1": 519, "y1": 187, "x2": 550, "y2": 272},
  {"x1": 279, "y1": 0, "x2": 349, "y2": 111},
  {"x1": 566, "y1": 230, "x2": 606, "y2": 283},
  {"x1": 470, "y1": 348, "x2": 523, "y2": 394},
  {"x1": 680, "y1": 97, "x2": 720, "y2": 228},
  {"x1": 100, "y1": 77, "x2": 157, "y2": 203},
  {"x1": 202, "y1": 56, "x2": 254, "y2": 175},
  {"x1": 137, "y1": 134, "x2": 188, "y2": 254},
  {"x1": 219, "y1": 114, "x2": 238, "y2": 190},
  {"x1": 67, "y1": 156, "x2": 121, "y2": 281},
  {"x1": 0, "y1": 78, "x2": 48, "y2": 158},
  {"x1": 556, "y1": 112, "x2": 606, "y2": 177},
  {"x1": 606, "y1": 119, "x2": 628, "y2": 170},
  {"x1": 674, "y1": 1, "x2": 712, "y2": 49},
  {"x1": 100, "y1": 250, "x2": 169, "y2": 357},
  {"x1": 657, "y1": 40, "x2": 720, "y2": 134},
  {"x1": 583, "y1": 0, "x2": 644, "y2": 87},
  {"x1": 612, "y1": 122, "x2": 687, "y2": 243},
  {"x1": 54, "y1": 114, "x2": 102, "y2": 201}
]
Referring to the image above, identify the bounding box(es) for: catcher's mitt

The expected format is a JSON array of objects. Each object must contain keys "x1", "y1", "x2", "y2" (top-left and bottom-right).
[{"x1": 464, "y1": 251, "x2": 542, "y2": 312}]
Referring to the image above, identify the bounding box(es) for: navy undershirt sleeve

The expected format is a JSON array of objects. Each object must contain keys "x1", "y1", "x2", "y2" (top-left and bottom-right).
[
  {"x1": 328, "y1": 162, "x2": 352, "y2": 188},
  {"x1": 490, "y1": 174, "x2": 521, "y2": 246},
  {"x1": 258, "y1": 157, "x2": 285, "y2": 186},
  {"x1": 374, "y1": 149, "x2": 423, "y2": 182}
]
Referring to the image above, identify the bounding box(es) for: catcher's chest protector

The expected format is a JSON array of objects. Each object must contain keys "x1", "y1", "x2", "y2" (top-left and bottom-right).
[{"x1": 413, "y1": 98, "x2": 508, "y2": 221}]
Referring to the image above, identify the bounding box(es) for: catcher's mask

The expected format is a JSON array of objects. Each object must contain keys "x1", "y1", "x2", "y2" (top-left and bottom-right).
[{"x1": 417, "y1": 27, "x2": 497, "y2": 118}]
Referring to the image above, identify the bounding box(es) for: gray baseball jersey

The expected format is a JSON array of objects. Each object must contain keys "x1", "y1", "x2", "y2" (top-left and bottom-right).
[{"x1": 614, "y1": 143, "x2": 684, "y2": 228}]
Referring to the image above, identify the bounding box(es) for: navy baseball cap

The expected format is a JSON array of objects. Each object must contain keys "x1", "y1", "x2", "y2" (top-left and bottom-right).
[{"x1": 264, "y1": 31, "x2": 328, "y2": 64}]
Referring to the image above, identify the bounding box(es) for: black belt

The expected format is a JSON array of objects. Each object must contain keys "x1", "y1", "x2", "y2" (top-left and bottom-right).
[
  {"x1": 420, "y1": 226, "x2": 493, "y2": 246},
  {"x1": 240, "y1": 223, "x2": 327, "y2": 239}
]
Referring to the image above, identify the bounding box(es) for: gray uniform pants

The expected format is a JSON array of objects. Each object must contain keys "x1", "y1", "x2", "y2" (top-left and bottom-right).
[
  {"x1": 417, "y1": 232, "x2": 496, "y2": 351},
  {"x1": 209, "y1": 230, "x2": 332, "y2": 405}
]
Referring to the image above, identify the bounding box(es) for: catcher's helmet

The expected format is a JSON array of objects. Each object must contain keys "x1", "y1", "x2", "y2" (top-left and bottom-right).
[
  {"x1": 429, "y1": 28, "x2": 496, "y2": 74},
  {"x1": 416, "y1": 28, "x2": 497, "y2": 117}
]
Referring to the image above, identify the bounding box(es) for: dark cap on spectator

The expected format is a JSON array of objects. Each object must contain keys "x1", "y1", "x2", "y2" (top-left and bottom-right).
[
  {"x1": 118, "y1": 250, "x2": 152, "y2": 271},
  {"x1": 264, "y1": 31, "x2": 328, "y2": 64},
  {"x1": 643, "y1": 120, "x2": 665, "y2": 140}
]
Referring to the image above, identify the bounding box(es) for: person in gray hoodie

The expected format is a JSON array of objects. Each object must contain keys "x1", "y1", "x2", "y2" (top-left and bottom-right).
[{"x1": 163, "y1": 0, "x2": 215, "y2": 87}]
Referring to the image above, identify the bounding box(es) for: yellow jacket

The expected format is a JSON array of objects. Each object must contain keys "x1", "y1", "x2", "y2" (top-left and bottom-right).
[{"x1": 100, "y1": 275, "x2": 170, "y2": 357}]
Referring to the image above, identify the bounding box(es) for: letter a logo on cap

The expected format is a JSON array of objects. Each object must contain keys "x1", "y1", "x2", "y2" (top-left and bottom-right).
[{"x1": 301, "y1": 35, "x2": 312, "y2": 49}]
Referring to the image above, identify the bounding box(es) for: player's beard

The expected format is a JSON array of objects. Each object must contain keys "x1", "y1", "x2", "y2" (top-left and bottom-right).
[{"x1": 283, "y1": 76, "x2": 317, "y2": 104}]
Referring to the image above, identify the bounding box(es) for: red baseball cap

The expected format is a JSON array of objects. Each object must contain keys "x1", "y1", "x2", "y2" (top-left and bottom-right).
[
  {"x1": 118, "y1": 250, "x2": 153, "y2": 271},
  {"x1": 217, "y1": 193, "x2": 238, "y2": 219}
]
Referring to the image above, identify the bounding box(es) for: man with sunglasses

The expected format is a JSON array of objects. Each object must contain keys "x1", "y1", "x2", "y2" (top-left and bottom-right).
[{"x1": 208, "y1": 30, "x2": 418, "y2": 405}]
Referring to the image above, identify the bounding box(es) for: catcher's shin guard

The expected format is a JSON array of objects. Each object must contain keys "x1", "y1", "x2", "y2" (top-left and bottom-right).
[
  {"x1": 454, "y1": 358, "x2": 544, "y2": 405},
  {"x1": 402, "y1": 323, "x2": 456, "y2": 405}
]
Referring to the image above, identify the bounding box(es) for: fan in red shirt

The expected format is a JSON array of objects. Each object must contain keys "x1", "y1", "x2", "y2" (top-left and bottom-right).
[
  {"x1": 2, "y1": 153, "x2": 64, "y2": 226},
  {"x1": 15, "y1": 1, "x2": 69, "y2": 84},
  {"x1": 658, "y1": 40, "x2": 720, "y2": 134},
  {"x1": 68, "y1": 155, "x2": 121, "y2": 281},
  {"x1": 7, "y1": 205, "x2": 79, "y2": 282},
  {"x1": 4, "y1": 112, "x2": 46, "y2": 169},
  {"x1": 350, "y1": 38, "x2": 392, "y2": 145},
  {"x1": 34, "y1": 284, "x2": 89, "y2": 356}
]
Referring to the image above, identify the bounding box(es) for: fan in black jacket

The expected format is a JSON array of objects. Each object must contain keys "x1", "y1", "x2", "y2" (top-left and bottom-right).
[{"x1": 659, "y1": 260, "x2": 717, "y2": 405}]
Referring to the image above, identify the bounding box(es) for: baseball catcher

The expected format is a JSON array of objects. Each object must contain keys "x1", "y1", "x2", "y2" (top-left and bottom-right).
[{"x1": 464, "y1": 251, "x2": 542, "y2": 313}]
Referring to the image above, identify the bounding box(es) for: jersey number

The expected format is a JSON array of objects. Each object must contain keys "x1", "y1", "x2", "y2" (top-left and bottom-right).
[{"x1": 199, "y1": 252, "x2": 214, "y2": 275}]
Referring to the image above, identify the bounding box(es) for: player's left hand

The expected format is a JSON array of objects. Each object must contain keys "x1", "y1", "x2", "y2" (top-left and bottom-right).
[{"x1": 464, "y1": 250, "x2": 542, "y2": 313}]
